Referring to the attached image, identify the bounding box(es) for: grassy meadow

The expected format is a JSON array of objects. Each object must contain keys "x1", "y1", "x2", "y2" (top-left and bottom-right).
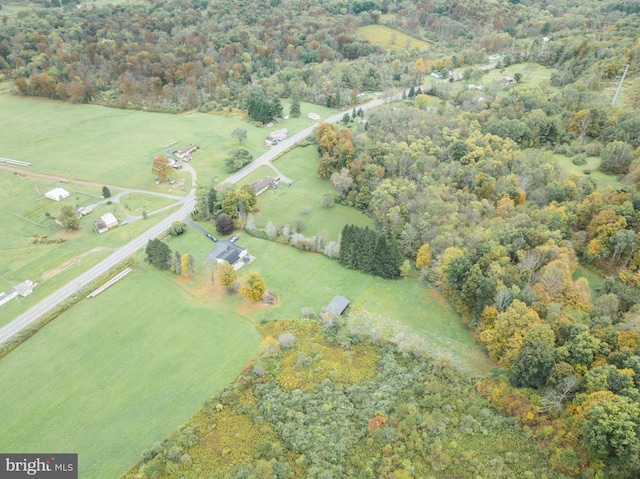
[
  {"x1": 553, "y1": 152, "x2": 622, "y2": 190},
  {"x1": 0, "y1": 263, "x2": 261, "y2": 479},
  {"x1": 0, "y1": 95, "x2": 337, "y2": 191},
  {"x1": 240, "y1": 144, "x2": 375, "y2": 240},
  {"x1": 358, "y1": 24, "x2": 430, "y2": 51},
  {"x1": 0, "y1": 171, "x2": 181, "y2": 326}
]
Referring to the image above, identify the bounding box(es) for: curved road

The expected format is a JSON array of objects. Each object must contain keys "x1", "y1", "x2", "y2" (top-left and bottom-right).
[{"x1": 0, "y1": 87, "x2": 411, "y2": 346}]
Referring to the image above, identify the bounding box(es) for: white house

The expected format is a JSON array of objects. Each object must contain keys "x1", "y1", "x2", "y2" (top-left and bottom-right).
[
  {"x1": 95, "y1": 212, "x2": 119, "y2": 234},
  {"x1": 45, "y1": 188, "x2": 70, "y2": 201},
  {"x1": 308, "y1": 112, "x2": 321, "y2": 120}
]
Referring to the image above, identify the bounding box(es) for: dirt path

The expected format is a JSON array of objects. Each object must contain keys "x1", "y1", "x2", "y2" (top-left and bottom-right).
[{"x1": 42, "y1": 247, "x2": 113, "y2": 280}]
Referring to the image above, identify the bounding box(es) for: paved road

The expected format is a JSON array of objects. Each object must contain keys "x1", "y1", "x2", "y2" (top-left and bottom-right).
[{"x1": 0, "y1": 88, "x2": 412, "y2": 346}]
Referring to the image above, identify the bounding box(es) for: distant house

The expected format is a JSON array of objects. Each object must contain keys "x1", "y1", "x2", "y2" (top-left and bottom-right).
[
  {"x1": 14, "y1": 280, "x2": 35, "y2": 297},
  {"x1": 497, "y1": 76, "x2": 516, "y2": 86},
  {"x1": 265, "y1": 128, "x2": 289, "y2": 147},
  {"x1": 322, "y1": 296, "x2": 350, "y2": 316},
  {"x1": 251, "y1": 176, "x2": 277, "y2": 195},
  {"x1": 488, "y1": 54, "x2": 501, "y2": 61},
  {"x1": 308, "y1": 112, "x2": 321, "y2": 120},
  {"x1": 175, "y1": 144, "x2": 199, "y2": 159},
  {"x1": 95, "y1": 212, "x2": 119, "y2": 234},
  {"x1": 0, "y1": 280, "x2": 35, "y2": 307},
  {"x1": 45, "y1": 188, "x2": 70, "y2": 201},
  {"x1": 214, "y1": 243, "x2": 248, "y2": 267}
]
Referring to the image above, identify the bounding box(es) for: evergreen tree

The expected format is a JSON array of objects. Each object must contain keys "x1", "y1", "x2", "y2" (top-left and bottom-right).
[
  {"x1": 289, "y1": 92, "x2": 301, "y2": 117},
  {"x1": 269, "y1": 97, "x2": 283, "y2": 119},
  {"x1": 408, "y1": 86, "x2": 415, "y2": 98},
  {"x1": 207, "y1": 187, "x2": 217, "y2": 216},
  {"x1": 146, "y1": 239, "x2": 172, "y2": 270},
  {"x1": 248, "y1": 90, "x2": 272, "y2": 123}
]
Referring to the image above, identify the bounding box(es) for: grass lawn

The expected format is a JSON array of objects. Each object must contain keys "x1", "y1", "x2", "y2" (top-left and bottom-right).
[
  {"x1": 0, "y1": 263, "x2": 261, "y2": 479},
  {"x1": 0, "y1": 95, "x2": 337, "y2": 191},
  {"x1": 0, "y1": 171, "x2": 181, "y2": 327},
  {"x1": 165, "y1": 227, "x2": 490, "y2": 373},
  {"x1": 241, "y1": 144, "x2": 375, "y2": 240},
  {"x1": 573, "y1": 264, "x2": 605, "y2": 297},
  {"x1": 553, "y1": 152, "x2": 622, "y2": 190},
  {"x1": 358, "y1": 25, "x2": 430, "y2": 51}
]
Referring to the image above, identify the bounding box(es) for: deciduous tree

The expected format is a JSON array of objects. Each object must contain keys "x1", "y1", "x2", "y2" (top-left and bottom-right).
[
  {"x1": 216, "y1": 261, "x2": 237, "y2": 292},
  {"x1": 240, "y1": 271, "x2": 266, "y2": 301},
  {"x1": 57, "y1": 204, "x2": 80, "y2": 231},
  {"x1": 151, "y1": 155, "x2": 173, "y2": 182}
]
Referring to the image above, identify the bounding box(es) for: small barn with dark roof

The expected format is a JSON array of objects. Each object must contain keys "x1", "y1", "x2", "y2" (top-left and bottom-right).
[{"x1": 322, "y1": 296, "x2": 350, "y2": 316}]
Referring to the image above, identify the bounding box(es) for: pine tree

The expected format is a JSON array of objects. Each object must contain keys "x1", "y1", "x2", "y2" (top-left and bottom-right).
[
  {"x1": 146, "y1": 239, "x2": 172, "y2": 270},
  {"x1": 207, "y1": 187, "x2": 217, "y2": 217},
  {"x1": 289, "y1": 92, "x2": 301, "y2": 117}
]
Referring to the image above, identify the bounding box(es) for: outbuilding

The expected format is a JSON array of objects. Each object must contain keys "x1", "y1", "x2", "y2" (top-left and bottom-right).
[
  {"x1": 322, "y1": 296, "x2": 350, "y2": 316},
  {"x1": 45, "y1": 188, "x2": 70, "y2": 201}
]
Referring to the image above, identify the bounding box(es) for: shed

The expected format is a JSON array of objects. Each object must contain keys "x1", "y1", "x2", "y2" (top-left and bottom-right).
[
  {"x1": 322, "y1": 296, "x2": 350, "y2": 316},
  {"x1": 45, "y1": 188, "x2": 70, "y2": 201},
  {"x1": 308, "y1": 112, "x2": 321, "y2": 120}
]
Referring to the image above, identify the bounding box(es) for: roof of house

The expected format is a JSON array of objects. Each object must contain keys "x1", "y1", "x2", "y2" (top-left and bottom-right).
[
  {"x1": 251, "y1": 176, "x2": 277, "y2": 194},
  {"x1": 215, "y1": 243, "x2": 247, "y2": 265},
  {"x1": 101, "y1": 212, "x2": 118, "y2": 227},
  {"x1": 14, "y1": 280, "x2": 34, "y2": 296},
  {"x1": 95, "y1": 220, "x2": 108, "y2": 232},
  {"x1": 322, "y1": 295, "x2": 350, "y2": 315}
]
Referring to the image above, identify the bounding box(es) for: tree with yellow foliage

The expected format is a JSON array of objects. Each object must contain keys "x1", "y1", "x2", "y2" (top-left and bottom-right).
[
  {"x1": 240, "y1": 271, "x2": 266, "y2": 302},
  {"x1": 416, "y1": 243, "x2": 432, "y2": 270}
]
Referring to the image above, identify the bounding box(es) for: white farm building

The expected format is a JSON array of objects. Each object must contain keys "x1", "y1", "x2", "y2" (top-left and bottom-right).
[{"x1": 45, "y1": 188, "x2": 70, "y2": 201}]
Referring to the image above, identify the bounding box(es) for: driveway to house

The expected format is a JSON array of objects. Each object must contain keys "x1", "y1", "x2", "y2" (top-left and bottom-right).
[{"x1": 0, "y1": 87, "x2": 415, "y2": 346}]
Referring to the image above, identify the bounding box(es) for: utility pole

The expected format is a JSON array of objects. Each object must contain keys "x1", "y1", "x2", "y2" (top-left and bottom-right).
[{"x1": 611, "y1": 64, "x2": 629, "y2": 107}]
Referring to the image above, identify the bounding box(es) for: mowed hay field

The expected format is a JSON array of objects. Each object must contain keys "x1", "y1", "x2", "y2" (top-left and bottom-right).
[
  {"x1": 0, "y1": 95, "x2": 336, "y2": 191},
  {"x1": 358, "y1": 25, "x2": 430, "y2": 51},
  {"x1": 0, "y1": 263, "x2": 261, "y2": 479}
]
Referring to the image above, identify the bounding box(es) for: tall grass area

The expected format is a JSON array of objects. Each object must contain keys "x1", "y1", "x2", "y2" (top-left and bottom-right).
[
  {"x1": 0, "y1": 95, "x2": 335, "y2": 191},
  {"x1": 0, "y1": 263, "x2": 261, "y2": 479}
]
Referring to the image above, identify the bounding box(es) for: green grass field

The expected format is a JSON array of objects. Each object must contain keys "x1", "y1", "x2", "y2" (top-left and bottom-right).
[
  {"x1": 240, "y1": 144, "x2": 375, "y2": 240},
  {"x1": 0, "y1": 172, "x2": 182, "y2": 327},
  {"x1": 358, "y1": 25, "x2": 430, "y2": 51},
  {"x1": 553, "y1": 152, "x2": 622, "y2": 190},
  {"x1": 0, "y1": 263, "x2": 261, "y2": 479},
  {"x1": 0, "y1": 95, "x2": 338, "y2": 191}
]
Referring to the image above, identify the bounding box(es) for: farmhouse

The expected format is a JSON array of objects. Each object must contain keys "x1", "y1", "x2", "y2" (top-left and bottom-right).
[
  {"x1": 214, "y1": 243, "x2": 248, "y2": 267},
  {"x1": 0, "y1": 280, "x2": 36, "y2": 307},
  {"x1": 94, "y1": 212, "x2": 119, "y2": 234},
  {"x1": 497, "y1": 76, "x2": 516, "y2": 86},
  {"x1": 265, "y1": 128, "x2": 289, "y2": 147},
  {"x1": 322, "y1": 295, "x2": 350, "y2": 316},
  {"x1": 251, "y1": 176, "x2": 277, "y2": 195},
  {"x1": 45, "y1": 188, "x2": 70, "y2": 201},
  {"x1": 176, "y1": 144, "x2": 199, "y2": 159}
]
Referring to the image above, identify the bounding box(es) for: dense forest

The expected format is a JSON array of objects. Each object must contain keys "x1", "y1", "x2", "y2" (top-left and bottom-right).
[{"x1": 3, "y1": 0, "x2": 640, "y2": 478}]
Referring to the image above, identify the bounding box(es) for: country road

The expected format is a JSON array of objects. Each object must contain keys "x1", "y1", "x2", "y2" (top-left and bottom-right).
[{"x1": 0, "y1": 87, "x2": 412, "y2": 346}]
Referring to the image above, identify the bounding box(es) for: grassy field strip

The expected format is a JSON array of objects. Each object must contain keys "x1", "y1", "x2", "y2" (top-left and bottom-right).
[
  {"x1": 0, "y1": 264, "x2": 261, "y2": 479},
  {"x1": 358, "y1": 25, "x2": 430, "y2": 51},
  {"x1": 0, "y1": 95, "x2": 338, "y2": 191}
]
